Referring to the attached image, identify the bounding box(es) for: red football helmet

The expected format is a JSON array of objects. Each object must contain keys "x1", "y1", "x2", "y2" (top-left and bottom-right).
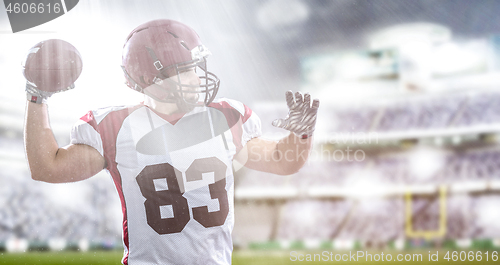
[{"x1": 121, "y1": 19, "x2": 220, "y2": 107}]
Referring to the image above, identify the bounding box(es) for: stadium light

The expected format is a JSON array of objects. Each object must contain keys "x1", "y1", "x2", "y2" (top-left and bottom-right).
[
  {"x1": 369, "y1": 23, "x2": 451, "y2": 50},
  {"x1": 290, "y1": 201, "x2": 318, "y2": 228},
  {"x1": 408, "y1": 146, "x2": 445, "y2": 180},
  {"x1": 369, "y1": 23, "x2": 451, "y2": 92},
  {"x1": 5, "y1": 237, "x2": 28, "y2": 253},
  {"x1": 431, "y1": 41, "x2": 488, "y2": 77},
  {"x1": 346, "y1": 169, "x2": 385, "y2": 198},
  {"x1": 476, "y1": 199, "x2": 500, "y2": 234},
  {"x1": 78, "y1": 238, "x2": 90, "y2": 252},
  {"x1": 48, "y1": 238, "x2": 67, "y2": 251}
]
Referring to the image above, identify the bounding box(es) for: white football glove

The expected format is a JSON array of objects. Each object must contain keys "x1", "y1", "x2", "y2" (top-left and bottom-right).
[
  {"x1": 272, "y1": 91, "x2": 319, "y2": 138},
  {"x1": 26, "y1": 81, "x2": 52, "y2": 104},
  {"x1": 25, "y1": 81, "x2": 75, "y2": 104}
]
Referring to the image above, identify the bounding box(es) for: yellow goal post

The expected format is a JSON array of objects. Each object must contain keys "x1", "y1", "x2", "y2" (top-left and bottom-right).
[{"x1": 405, "y1": 186, "x2": 447, "y2": 239}]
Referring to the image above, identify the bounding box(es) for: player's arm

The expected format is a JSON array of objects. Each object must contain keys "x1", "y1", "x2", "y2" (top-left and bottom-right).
[
  {"x1": 25, "y1": 101, "x2": 105, "y2": 183},
  {"x1": 238, "y1": 133, "x2": 312, "y2": 175},
  {"x1": 235, "y1": 91, "x2": 319, "y2": 175},
  {"x1": 23, "y1": 40, "x2": 104, "y2": 183}
]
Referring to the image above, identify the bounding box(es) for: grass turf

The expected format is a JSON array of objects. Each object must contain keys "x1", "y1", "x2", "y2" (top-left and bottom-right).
[
  {"x1": 0, "y1": 250, "x2": 498, "y2": 264},
  {"x1": 0, "y1": 251, "x2": 123, "y2": 265}
]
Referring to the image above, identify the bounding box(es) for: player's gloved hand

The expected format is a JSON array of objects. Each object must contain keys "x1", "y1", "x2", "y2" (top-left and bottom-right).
[
  {"x1": 272, "y1": 90, "x2": 320, "y2": 138},
  {"x1": 26, "y1": 81, "x2": 51, "y2": 104},
  {"x1": 25, "y1": 81, "x2": 75, "y2": 104}
]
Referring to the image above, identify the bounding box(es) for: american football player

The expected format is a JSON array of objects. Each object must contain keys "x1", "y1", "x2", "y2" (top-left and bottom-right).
[{"x1": 24, "y1": 19, "x2": 319, "y2": 265}]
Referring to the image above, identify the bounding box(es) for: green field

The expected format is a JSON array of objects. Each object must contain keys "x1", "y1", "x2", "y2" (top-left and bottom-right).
[
  {"x1": 0, "y1": 251, "x2": 122, "y2": 265},
  {"x1": 0, "y1": 250, "x2": 498, "y2": 264}
]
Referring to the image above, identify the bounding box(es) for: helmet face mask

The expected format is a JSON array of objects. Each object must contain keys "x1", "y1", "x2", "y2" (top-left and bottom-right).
[
  {"x1": 148, "y1": 58, "x2": 219, "y2": 107},
  {"x1": 160, "y1": 58, "x2": 219, "y2": 106},
  {"x1": 121, "y1": 19, "x2": 220, "y2": 109}
]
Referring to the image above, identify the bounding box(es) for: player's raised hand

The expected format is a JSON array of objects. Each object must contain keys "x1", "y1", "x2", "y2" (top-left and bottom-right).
[
  {"x1": 23, "y1": 39, "x2": 82, "y2": 104},
  {"x1": 272, "y1": 90, "x2": 320, "y2": 138}
]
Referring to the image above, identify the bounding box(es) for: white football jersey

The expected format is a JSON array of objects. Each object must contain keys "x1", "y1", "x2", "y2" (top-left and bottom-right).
[{"x1": 70, "y1": 98, "x2": 261, "y2": 265}]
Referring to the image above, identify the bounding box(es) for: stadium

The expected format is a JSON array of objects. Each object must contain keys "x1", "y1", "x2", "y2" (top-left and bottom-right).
[{"x1": 1, "y1": 0, "x2": 500, "y2": 264}]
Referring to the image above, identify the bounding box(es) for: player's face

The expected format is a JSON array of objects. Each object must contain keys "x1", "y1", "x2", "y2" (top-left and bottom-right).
[
  {"x1": 145, "y1": 68, "x2": 201, "y2": 103},
  {"x1": 173, "y1": 68, "x2": 201, "y2": 103}
]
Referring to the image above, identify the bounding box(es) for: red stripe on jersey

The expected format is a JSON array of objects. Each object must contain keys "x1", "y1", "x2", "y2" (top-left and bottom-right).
[
  {"x1": 80, "y1": 111, "x2": 99, "y2": 131},
  {"x1": 242, "y1": 104, "x2": 252, "y2": 123},
  {"x1": 100, "y1": 106, "x2": 143, "y2": 265},
  {"x1": 208, "y1": 101, "x2": 252, "y2": 154},
  {"x1": 81, "y1": 105, "x2": 142, "y2": 265}
]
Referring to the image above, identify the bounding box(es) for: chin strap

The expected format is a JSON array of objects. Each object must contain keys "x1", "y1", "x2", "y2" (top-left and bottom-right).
[{"x1": 272, "y1": 91, "x2": 320, "y2": 139}]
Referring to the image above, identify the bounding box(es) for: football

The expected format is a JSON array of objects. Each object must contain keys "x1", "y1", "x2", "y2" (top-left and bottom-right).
[{"x1": 22, "y1": 39, "x2": 83, "y2": 92}]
